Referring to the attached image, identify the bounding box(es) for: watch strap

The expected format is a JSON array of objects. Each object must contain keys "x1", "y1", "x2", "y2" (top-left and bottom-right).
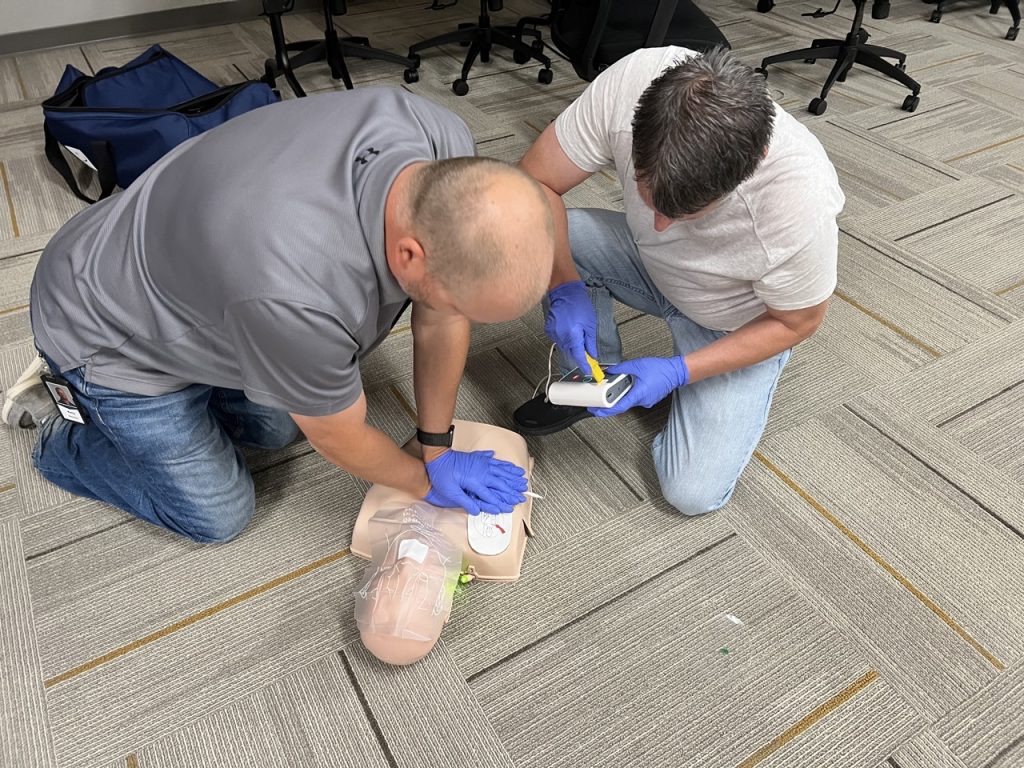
[{"x1": 416, "y1": 425, "x2": 454, "y2": 447}]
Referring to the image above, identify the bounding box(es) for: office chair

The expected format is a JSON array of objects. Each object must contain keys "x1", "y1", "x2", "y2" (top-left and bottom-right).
[
  {"x1": 514, "y1": 0, "x2": 729, "y2": 83},
  {"x1": 261, "y1": 0, "x2": 415, "y2": 97},
  {"x1": 403, "y1": 0, "x2": 553, "y2": 96},
  {"x1": 756, "y1": 0, "x2": 921, "y2": 116},
  {"x1": 925, "y1": 0, "x2": 1020, "y2": 40}
]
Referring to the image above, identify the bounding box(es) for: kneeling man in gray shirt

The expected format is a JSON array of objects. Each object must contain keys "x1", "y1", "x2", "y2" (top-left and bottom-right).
[{"x1": 3, "y1": 87, "x2": 554, "y2": 543}]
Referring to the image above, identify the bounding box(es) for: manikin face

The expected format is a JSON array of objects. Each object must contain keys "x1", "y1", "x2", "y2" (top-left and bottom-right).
[{"x1": 355, "y1": 527, "x2": 459, "y2": 666}]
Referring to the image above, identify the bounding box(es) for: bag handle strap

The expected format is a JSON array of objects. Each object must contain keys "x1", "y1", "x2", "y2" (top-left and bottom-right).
[{"x1": 43, "y1": 123, "x2": 117, "y2": 204}]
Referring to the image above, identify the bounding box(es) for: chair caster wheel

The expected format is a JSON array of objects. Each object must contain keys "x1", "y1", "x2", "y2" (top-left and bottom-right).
[
  {"x1": 1008, "y1": 26, "x2": 1019, "y2": 40},
  {"x1": 930, "y1": 9, "x2": 942, "y2": 22},
  {"x1": 808, "y1": 97, "x2": 827, "y2": 115},
  {"x1": 513, "y1": 48, "x2": 531, "y2": 64},
  {"x1": 403, "y1": 68, "x2": 419, "y2": 84},
  {"x1": 452, "y1": 78, "x2": 469, "y2": 96},
  {"x1": 804, "y1": 58, "x2": 817, "y2": 64},
  {"x1": 755, "y1": 66, "x2": 768, "y2": 77},
  {"x1": 757, "y1": 0, "x2": 775, "y2": 11},
  {"x1": 538, "y1": 68, "x2": 553, "y2": 84},
  {"x1": 902, "y1": 94, "x2": 920, "y2": 112}
]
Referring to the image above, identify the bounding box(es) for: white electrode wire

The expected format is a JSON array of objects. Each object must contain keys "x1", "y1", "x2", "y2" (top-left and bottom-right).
[{"x1": 532, "y1": 344, "x2": 557, "y2": 399}]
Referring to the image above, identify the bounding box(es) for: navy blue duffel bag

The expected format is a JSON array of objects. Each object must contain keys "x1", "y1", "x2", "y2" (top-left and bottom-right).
[{"x1": 42, "y1": 45, "x2": 279, "y2": 203}]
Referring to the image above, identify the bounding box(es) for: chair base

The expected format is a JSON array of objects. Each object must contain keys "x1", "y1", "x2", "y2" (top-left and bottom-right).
[
  {"x1": 758, "y1": 1, "x2": 921, "y2": 115},
  {"x1": 405, "y1": 0, "x2": 553, "y2": 95},
  {"x1": 261, "y1": 0, "x2": 416, "y2": 97},
  {"x1": 928, "y1": 0, "x2": 1020, "y2": 38}
]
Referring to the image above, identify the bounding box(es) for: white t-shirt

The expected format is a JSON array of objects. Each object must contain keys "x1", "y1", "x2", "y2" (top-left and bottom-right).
[{"x1": 554, "y1": 46, "x2": 845, "y2": 332}]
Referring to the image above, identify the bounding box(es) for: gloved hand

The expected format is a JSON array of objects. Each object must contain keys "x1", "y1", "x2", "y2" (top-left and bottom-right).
[
  {"x1": 545, "y1": 280, "x2": 598, "y2": 373},
  {"x1": 424, "y1": 449, "x2": 528, "y2": 516},
  {"x1": 590, "y1": 356, "x2": 690, "y2": 418}
]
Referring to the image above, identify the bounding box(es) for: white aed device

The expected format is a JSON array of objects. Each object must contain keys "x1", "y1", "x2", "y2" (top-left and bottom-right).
[{"x1": 547, "y1": 368, "x2": 633, "y2": 409}]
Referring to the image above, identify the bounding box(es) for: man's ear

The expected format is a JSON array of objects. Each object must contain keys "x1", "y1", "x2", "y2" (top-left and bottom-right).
[{"x1": 388, "y1": 235, "x2": 427, "y2": 284}]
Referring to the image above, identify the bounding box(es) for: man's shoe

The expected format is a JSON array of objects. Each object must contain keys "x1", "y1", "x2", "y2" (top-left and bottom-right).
[
  {"x1": 2, "y1": 356, "x2": 55, "y2": 429},
  {"x1": 512, "y1": 393, "x2": 593, "y2": 436}
]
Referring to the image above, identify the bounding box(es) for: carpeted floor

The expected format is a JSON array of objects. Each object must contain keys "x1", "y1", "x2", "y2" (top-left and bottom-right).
[{"x1": 2, "y1": 1, "x2": 1024, "y2": 766}]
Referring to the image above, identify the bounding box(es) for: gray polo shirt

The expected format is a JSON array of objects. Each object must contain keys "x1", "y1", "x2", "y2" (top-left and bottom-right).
[{"x1": 31, "y1": 87, "x2": 475, "y2": 416}]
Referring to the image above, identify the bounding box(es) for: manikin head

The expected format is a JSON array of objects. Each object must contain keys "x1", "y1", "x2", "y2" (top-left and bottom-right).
[
  {"x1": 385, "y1": 157, "x2": 555, "y2": 323},
  {"x1": 354, "y1": 505, "x2": 462, "y2": 665},
  {"x1": 631, "y1": 47, "x2": 775, "y2": 232}
]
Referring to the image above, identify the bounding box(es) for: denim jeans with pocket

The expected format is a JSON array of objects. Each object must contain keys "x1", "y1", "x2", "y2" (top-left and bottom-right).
[{"x1": 33, "y1": 351, "x2": 298, "y2": 542}]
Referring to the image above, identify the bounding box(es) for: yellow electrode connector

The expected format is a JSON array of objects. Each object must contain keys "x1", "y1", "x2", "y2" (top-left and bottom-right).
[{"x1": 585, "y1": 352, "x2": 605, "y2": 383}]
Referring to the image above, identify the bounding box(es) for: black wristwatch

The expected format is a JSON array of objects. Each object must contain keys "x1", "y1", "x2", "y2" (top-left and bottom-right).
[{"x1": 416, "y1": 424, "x2": 454, "y2": 448}]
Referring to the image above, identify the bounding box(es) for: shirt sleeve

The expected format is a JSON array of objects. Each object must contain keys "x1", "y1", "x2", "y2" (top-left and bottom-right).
[
  {"x1": 753, "y1": 220, "x2": 838, "y2": 311},
  {"x1": 554, "y1": 55, "x2": 635, "y2": 173},
  {"x1": 225, "y1": 299, "x2": 363, "y2": 417}
]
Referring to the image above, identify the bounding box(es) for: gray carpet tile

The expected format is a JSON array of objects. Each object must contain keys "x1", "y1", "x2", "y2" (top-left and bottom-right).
[
  {"x1": 948, "y1": 67, "x2": 1024, "y2": 120},
  {"x1": 870, "y1": 318, "x2": 1024, "y2": 425},
  {"x1": 761, "y1": 677, "x2": 920, "y2": 768},
  {"x1": 0, "y1": 519, "x2": 57, "y2": 768},
  {"x1": 835, "y1": 232, "x2": 1007, "y2": 355},
  {"x1": 0, "y1": 229, "x2": 51, "y2": 259},
  {"x1": 937, "y1": 661, "x2": 1024, "y2": 768},
  {"x1": 849, "y1": 393, "x2": 1024, "y2": 540},
  {"x1": 444, "y1": 497, "x2": 731, "y2": 678},
  {"x1": 43, "y1": 552, "x2": 364, "y2": 768},
  {"x1": 0, "y1": 483, "x2": 21, "y2": 521},
  {"x1": 471, "y1": 534, "x2": 919, "y2": 768},
  {"x1": 813, "y1": 120, "x2": 960, "y2": 219},
  {"x1": 3, "y1": 154, "x2": 87, "y2": 239},
  {"x1": 345, "y1": 640, "x2": 515, "y2": 768},
  {"x1": 0, "y1": 249, "x2": 37, "y2": 313},
  {"x1": 726, "y1": 459, "x2": 998, "y2": 721},
  {"x1": 29, "y1": 449, "x2": 362, "y2": 678},
  {"x1": 0, "y1": 102, "x2": 46, "y2": 163},
  {"x1": 11, "y1": 45, "x2": 92, "y2": 100},
  {"x1": 0, "y1": 57, "x2": 24, "y2": 105},
  {"x1": 941, "y1": 383, "x2": 1024, "y2": 477},
  {"x1": 760, "y1": 406, "x2": 1024, "y2": 669},
  {"x1": 19, "y1": 497, "x2": 132, "y2": 561},
  {"x1": 80, "y1": 26, "x2": 264, "y2": 78},
  {"x1": 0, "y1": 415, "x2": 15, "y2": 492},
  {"x1": 135, "y1": 652, "x2": 390, "y2": 768},
  {"x1": 839, "y1": 222, "x2": 1018, "y2": 322},
  {"x1": 851, "y1": 175, "x2": 1011, "y2": 241},
  {"x1": 885, "y1": 729, "x2": 971, "y2": 768}
]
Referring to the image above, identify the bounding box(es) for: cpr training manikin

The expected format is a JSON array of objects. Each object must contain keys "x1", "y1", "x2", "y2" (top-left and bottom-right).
[{"x1": 352, "y1": 421, "x2": 536, "y2": 665}]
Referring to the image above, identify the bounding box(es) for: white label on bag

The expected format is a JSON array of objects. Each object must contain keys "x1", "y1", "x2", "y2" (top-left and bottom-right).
[
  {"x1": 62, "y1": 144, "x2": 97, "y2": 171},
  {"x1": 398, "y1": 538, "x2": 429, "y2": 564}
]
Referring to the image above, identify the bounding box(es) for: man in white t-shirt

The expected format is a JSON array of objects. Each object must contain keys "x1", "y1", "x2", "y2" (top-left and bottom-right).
[{"x1": 513, "y1": 46, "x2": 845, "y2": 516}]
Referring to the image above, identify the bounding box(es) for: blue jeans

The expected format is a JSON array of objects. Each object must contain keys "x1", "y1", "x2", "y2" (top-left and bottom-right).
[
  {"x1": 32, "y1": 352, "x2": 299, "y2": 543},
  {"x1": 564, "y1": 208, "x2": 791, "y2": 516}
]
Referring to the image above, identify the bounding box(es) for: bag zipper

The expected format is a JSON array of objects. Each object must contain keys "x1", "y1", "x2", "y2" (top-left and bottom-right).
[{"x1": 43, "y1": 82, "x2": 267, "y2": 116}]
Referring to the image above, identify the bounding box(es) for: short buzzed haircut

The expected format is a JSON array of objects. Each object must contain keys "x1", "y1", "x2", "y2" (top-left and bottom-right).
[
  {"x1": 632, "y1": 47, "x2": 775, "y2": 218},
  {"x1": 407, "y1": 157, "x2": 552, "y2": 309}
]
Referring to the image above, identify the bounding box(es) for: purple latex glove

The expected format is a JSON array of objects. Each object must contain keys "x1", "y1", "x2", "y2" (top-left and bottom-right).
[
  {"x1": 544, "y1": 280, "x2": 598, "y2": 372},
  {"x1": 590, "y1": 356, "x2": 690, "y2": 418},
  {"x1": 424, "y1": 449, "x2": 528, "y2": 516}
]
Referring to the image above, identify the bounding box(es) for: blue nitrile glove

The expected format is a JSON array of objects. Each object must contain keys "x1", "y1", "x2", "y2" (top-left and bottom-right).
[
  {"x1": 544, "y1": 280, "x2": 598, "y2": 373},
  {"x1": 590, "y1": 356, "x2": 690, "y2": 418},
  {"x1": 425, "y1": 449, "x2": 528, "y2": 516}
]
